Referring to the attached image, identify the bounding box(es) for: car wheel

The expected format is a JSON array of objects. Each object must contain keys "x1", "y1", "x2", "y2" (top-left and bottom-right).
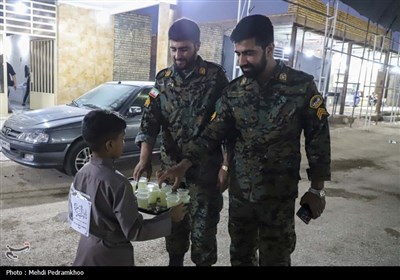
[{"x1": 64, "y1": 139, "x2": 92, "y2": 176}]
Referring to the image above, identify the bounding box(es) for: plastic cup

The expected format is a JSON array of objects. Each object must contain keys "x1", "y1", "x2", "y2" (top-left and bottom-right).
[
  {"x1": 138, "y1": 177, "x2": 148, "y2": 190},
  {"x1": 177, "y1": 188, "x2": 190, "y2": 204},
  {"x1": 159, "y1": 185, "x2": 172, "y2": 207},
  {"x1": 136, "y1": 193, "x2": 149, "y2": 209},
  {"x1": 177, "y1": 188, "x2": 189, "y2": 195},
  {"x1": 178, "y1": 194, "x2": 190, "y2": 204},
  {"x1": 130, "y1": 180, "x2": 137, "y2": 192},
  {"x1": 136, "y1": 188, "x2": 149, "y2": 195},
  {"x1": 166, "y1": 192, "x2": 179, "y2": 208},
  {"x1": 147, "y1": 183, "x2": 160, "y2": 204}
]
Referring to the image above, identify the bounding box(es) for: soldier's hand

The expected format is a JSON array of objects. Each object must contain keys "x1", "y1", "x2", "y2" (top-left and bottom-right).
[
  {"x1": 300, "y1": 192, "x2": 326, "y2": 219},
  {"x1": 169, "y1": 203, "x2": 187, "y2": 223},
  {"x1": 133, "y1": 160, "x2": 152, "y2": 181},
  {"x1": 157, "y1": 159, "x2": 192, "y2": 190},
  {"x1": 217, "y1": 167, "x2": 229, "y2": 193},
  {"x1": 157, "y1": 166, "x2": 183, "y2": 191}
]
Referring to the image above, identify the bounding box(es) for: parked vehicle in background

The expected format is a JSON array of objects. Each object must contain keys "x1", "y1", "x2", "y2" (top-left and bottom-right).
[{"x1": 0, "y1": 81, "x2": 160, "y2": 176}]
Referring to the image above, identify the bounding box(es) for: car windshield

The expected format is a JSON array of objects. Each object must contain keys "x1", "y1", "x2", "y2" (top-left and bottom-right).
[{"x1": 73, "y1": 83, "x2": 140, "y2": 111}]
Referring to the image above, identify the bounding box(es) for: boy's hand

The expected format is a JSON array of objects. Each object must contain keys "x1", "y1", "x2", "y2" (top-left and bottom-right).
[{"x1": 169, "y1": 203, "x2": 187, "y2": 223}]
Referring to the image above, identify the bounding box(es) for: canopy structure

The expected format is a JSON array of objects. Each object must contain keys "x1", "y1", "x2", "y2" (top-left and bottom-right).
[{"x1": 341, "y1": 0, "x2": 400, "y2": 33}]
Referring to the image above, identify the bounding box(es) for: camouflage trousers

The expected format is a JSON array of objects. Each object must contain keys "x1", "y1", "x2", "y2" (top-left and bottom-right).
[
  {"x1": 165, "y1": 182, "x2": 223, "y2": 266},
  {"x1": 229, "y1": 194, "x2": 296, "y2": 266}
]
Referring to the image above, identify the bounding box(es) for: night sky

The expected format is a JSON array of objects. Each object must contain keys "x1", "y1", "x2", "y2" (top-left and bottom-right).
[{"x1": 135, "y1": 0, "x2": 398, "y2": 47}]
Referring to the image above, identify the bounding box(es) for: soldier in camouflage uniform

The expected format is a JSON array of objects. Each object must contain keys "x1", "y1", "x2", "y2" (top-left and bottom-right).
[
  {"x1": 158, "y1": 15, "x2": 331, "y2": 266},
  {"x1": 133, "y1": 18, "x2": 229, "y2": 266}
]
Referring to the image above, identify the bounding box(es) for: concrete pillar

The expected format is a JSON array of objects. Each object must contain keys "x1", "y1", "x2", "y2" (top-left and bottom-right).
[
  {"x1": 156, "y1": 2, "x2": 176, "y2": 73},
  {"x1": 1, "y1": 34, "x2": 10, "y2": 117}
]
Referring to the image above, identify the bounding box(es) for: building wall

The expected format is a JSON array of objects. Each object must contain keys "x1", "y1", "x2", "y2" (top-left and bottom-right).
[
  {"x1": 114, "y1": 12, "x2": 152, "y2": 81},
  {"x1": 198, "y1": 24, "x2": 225, "y2": 65},
  {"x1": 57, "y1": 4, "x2": 114, "y2": 105}
]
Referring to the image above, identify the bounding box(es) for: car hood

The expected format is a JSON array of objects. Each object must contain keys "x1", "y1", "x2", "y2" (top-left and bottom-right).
[{"x1": 5, "y1": 105, "x2": 90, "y2": 130}]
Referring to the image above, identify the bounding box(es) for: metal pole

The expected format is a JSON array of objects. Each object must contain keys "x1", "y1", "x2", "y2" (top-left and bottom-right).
[
  {"x1": 231, "y1": 0, "x2": 251, "y2": 80},
  {"x1": 231, "y1": 0, "x2": 242, "y2": 80}
]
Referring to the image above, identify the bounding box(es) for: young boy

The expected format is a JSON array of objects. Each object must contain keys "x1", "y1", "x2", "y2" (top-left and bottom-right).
[{"x1": 69, "y1": 110, "x2": 186, "y2": 266}]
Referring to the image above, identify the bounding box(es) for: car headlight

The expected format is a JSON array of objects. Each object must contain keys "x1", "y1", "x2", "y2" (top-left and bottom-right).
[{"x1": 18, "y1": 132, "x2": 49, "y2": 143}]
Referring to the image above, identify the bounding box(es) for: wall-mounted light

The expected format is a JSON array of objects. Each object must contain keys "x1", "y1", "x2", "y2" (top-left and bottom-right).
[
  {"x1": 15, "y1": 1, "x2": 28, "y2": 15},
  {"x1": 283, "y1": 46, "x2": 291, "y2": 55}
]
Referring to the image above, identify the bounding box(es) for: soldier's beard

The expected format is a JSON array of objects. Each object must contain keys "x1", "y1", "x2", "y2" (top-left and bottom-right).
[
  {"x1": 240, "y1": 51, "x2": 267, "y2": 79},
  {"x1": 174, "y1": 53, "x2": 197, "y2": 71}
]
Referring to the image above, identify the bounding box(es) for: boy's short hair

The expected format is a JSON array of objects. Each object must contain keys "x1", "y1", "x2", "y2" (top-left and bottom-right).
[
  {"x1": 168, "y1": 18, "x2": 200, "y2": 43},
  {"x1": 230, "y1": 14, "x2": 274, "y2": 49},
  {"x1": 82, "y1": 110, "x2": 126, "y2": 152}
]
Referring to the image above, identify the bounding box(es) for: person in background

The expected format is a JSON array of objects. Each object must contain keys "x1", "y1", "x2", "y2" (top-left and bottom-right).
[
  {"x1": 158, "y1": 14, "x2": 331, "y2": 266},
  {"x1": 70, "y1": 109, "x2": 187, "y2": 266},
  {"x1": 7, "y1": 62, "x2": 17, "y2": 96},
  {"x1": 133, "y1": 18, "x2": 230, "y2": 266},
  {"x1": 7, "y1": 62, "x2": 17, "y2": 113},
  {"x1": 22, "y1": 65, "x2": 30, "y2": 107}
]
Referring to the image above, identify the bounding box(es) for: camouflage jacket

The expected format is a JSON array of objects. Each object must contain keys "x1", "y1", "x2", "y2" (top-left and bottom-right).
[
  {"x1": 135, "y1": 56, "x2": 229, "y2": 182},
  {"x1": 185, "y1": 60, "x2": 331, "y2": 200}
]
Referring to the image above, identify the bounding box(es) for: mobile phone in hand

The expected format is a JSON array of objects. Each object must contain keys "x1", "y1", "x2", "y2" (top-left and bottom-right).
[{"x1": 296, "y1": 204, "x2": 312, "y2": 224}]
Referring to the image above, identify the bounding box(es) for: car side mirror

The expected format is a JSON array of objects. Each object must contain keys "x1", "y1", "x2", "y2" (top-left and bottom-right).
[{"x1": 128, "y1": 106, "x2": 142, "y2": 116}]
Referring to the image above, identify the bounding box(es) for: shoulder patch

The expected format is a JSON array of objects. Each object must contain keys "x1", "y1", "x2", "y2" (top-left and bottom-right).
[
  {"x1": 149, "y1": 87, "x2": 160, "y2": 99},
  {"x1": 210, "y1": 111, "x2": 217, "y2": 122},
  {"x1": 316, "y1": 107, "x2": 328, "y2": 120},
  {"x1": 240, "y1": 77, "x2": 248, "y2": 86},
  {"x1": 165, "y1": 69, "x2": 172, "y2": 77},
  {"x1": 279, "y1": 72, "x2": 287, "y2": 82},
  {"x1": 310, "y1": 95, "x2": 323, "y2": 109},
  {"x1": 199, "y1": 67, "x2": 206, "y2": 75},
  {"x1": 144, "y1": 97, "x2": 151, "y2": 108},
  {"x1": 156, "y1": 68, "x2": 170, "y2": 80}
]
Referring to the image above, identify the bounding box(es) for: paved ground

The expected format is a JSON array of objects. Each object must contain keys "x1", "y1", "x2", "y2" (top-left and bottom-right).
[{"x1": 0, "y1": 119, "x2": 399, "y2": 267}]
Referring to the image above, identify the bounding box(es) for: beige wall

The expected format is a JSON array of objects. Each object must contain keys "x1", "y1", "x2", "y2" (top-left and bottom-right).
[
  {"x1": 199, "y1": 24, "x2": 225, "y2": 65},
  {"x1": 57, "y1": 4, "x2": 114, "y2": 105},
  {"x1": 113, "y1": 12, "x2": 152, "y2": 81}
]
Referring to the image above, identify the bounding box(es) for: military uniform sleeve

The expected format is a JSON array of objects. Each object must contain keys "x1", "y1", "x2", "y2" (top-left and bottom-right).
[
  {"x1": 303, "y1": 81, "x2": 331, "y2": 181},
  {"x1": 216, "y1": 67, "x2": 229, "y2": 97},
  {"x1": 135, "y1": 85, "x2": 163, "y2": 147},
  {"x1": 184, "y1": 87, "x2": 235, "y2": 163},
  {"x1": 217, "y1": 71, "x2": 236, "y2": 157}
]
